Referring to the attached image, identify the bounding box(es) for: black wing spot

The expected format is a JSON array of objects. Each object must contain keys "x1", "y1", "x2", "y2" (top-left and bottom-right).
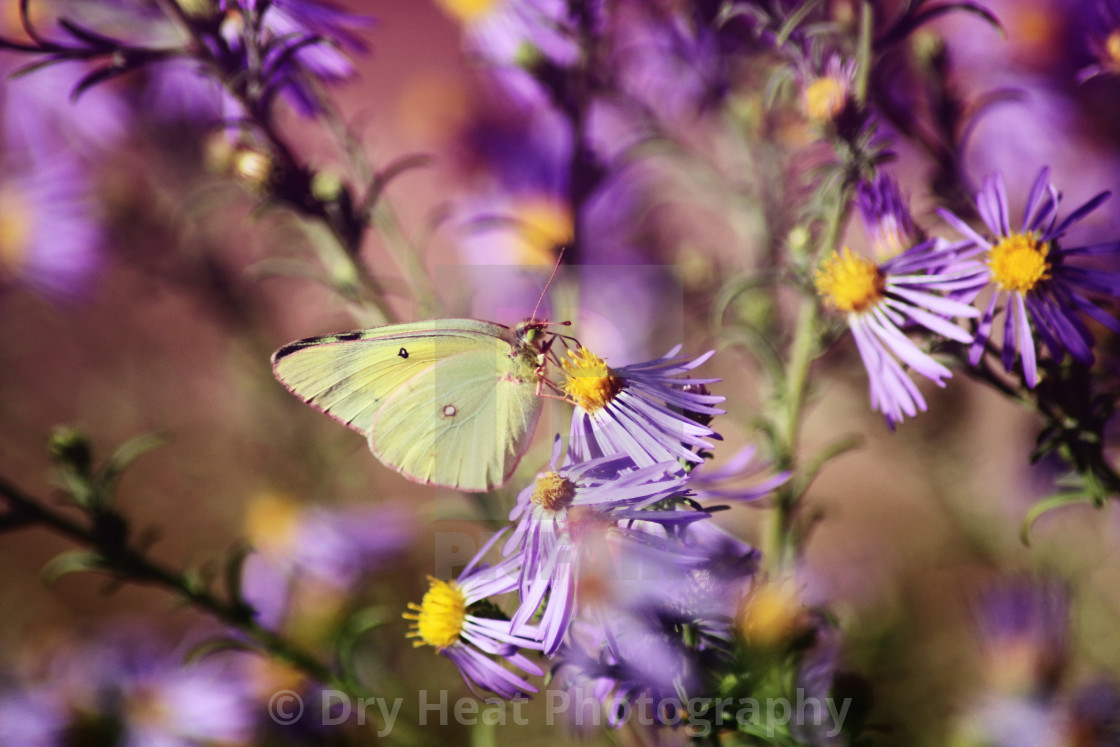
[
  {"x1": 398, "y1": 347, "x2": 409, "y2": 359},
  {"x1": 442, "y1": 404, "x2": 457, "y2": 418},
  {"x1": 335, "y1": 331, "x2": 363, "y2": 341}
]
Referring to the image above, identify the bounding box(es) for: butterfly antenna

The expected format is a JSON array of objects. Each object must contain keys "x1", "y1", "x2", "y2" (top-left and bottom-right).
[{"x1": 531, "y1": 247, "x2": 566, "y2": 322}]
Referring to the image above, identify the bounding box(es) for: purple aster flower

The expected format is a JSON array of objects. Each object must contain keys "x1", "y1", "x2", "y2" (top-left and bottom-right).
[
  {"x1": 0, "y1": 627, "x2": 255, "y2": 746},
  {"x1": 1, "y1": 59, "x2": 129, "y2": 158},
  {"x1": 974, "y1": 577, "x2": 1069, "y2": 696},
  {"x1": 939, "y1": 167, "x2": 1120, "y2": 387},
  {"x1": 0, "y1": 687, "x2": 66, "y2": 746},
  {"x1": 553, "y1": 617, "x2": 699, "y2": 729},
  {"x1": 814, "y1": 242, "x2": 983, "y2": 427},
  {"x1": 563, "y1": 345, "x2": 725, "y2": 467},
  {"x1": 403, "y1": 531, "x2": 544, "y2": 699},
  {"x1": 241, "y1": 494, "x2": 415, "y2": 630},
  {"x1": 800, "y1": 55, "x2": 857, "y2": 127},
  {"x1": 0, "y1": 152, "x2": 102, "y2": 303},
  {"x1": 685, "y1": 444, "x2": 790, "y2": 502},
  {"x1": 952, "y1": 695, "x2": 1063, "y2": 747},
  {"x1": 856, "y1": 173, "x2": 924, "y2": 260},
  {"x1": 1078, "y1": 0, "x2": 1120, "y2": 81},
  {"x1": 435, "y1": 0, "x2": 579, "y2": 68},
  {"x1": 218, "y1": 0, "x2": 373, "y2": 115},
  {"x1": 502, "y1": 438, "x2": 708, "y2": 654}
]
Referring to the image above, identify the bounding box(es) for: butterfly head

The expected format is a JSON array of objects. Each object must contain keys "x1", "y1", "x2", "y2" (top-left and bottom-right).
[{"x1": 512, "y1": 318, "x2": 573, "y2": 370}]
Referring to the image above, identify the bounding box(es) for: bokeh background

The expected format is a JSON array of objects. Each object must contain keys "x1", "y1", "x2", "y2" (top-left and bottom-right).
[{"x1": 1, "y1": 0, "x2": 1119, "y2": 744}]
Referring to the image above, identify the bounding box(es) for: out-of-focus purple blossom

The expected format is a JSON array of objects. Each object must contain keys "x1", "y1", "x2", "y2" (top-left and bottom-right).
[
  {"x1": 502, "y1": 438, "x2": 706, "y2": 654},
  {"x1": 564, "y1": 345, "x2": 725, "y2": 467},
  {"x1": 975, "y1": 577, "x2": 1069, "y2": 696},
  {"x1": 217, "y1": 0, "x2": 373, "y2": 115},
  {"x1": 856, "y1": 173, "x2": 924, "y2": 261},
  {"x1": 814, "y1": 242, "x2": 982, "y2": 427},
  {"x1": 0, "y1": 687, "x2": 66, "y2": 747},
  {"x1": 685, "y1": 445, "x2": 789, "y2": 503},
  {"x1": 0, "y1": 152, "x2": 102, "y2": 303},
  {"x1": 940, "y1": 167, "x2": 1120, "y2": 387},
  {"x1": 609, "y1": 6, "x2": 728, "y2": 128},
  {"x1": 553, "y1": 617, "x2": 700, "y2": 729},
  {"x1": 800, "y1": 56, "x2": 857, "y2": 127},
  {"x1": 435, "y1": 0, "x2": 579, "y2": 68},
  {"x1": 403, "y1": 532, "x2": 544, "y2": 699},
  {"x1": 952, "y1": 695, "x2": 1063, "y2": 747},
  {"x1": 1080, "y1": 0, "x2": 1120, "y2": 80},
  {"x1": 240, "y1": 494, "x2": 415, "y2": 630},
  {"x1": 1, "y1": 58, "x2": 130, "y2": 157},
  {"x1": 0, "y1": 628, "x2": 256, "y2": 746}
]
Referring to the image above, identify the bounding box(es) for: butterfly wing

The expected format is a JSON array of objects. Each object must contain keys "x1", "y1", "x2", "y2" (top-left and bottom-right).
[
  {"x1": 368, "y1": 345, "x2": 543, "y2": 491},
  {"x1": 272, "y1": 319, "x2": 542, "y2": 491}
]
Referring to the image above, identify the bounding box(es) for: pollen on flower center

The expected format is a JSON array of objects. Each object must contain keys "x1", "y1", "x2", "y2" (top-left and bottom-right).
[
  {"x1": 435, "y1": 0, "x2": 501, "y2": 22},
  {"x1": 403, "y1": 577, "x2": 466, "y2": 650},
  {"x1": 803, "y1": 77, "x2": 848, "y2": 123},
  {"x1": 988, "y1": 233, "x2": 1050, "y2": 293},
  {"x1": 814, "y1": 248, "x2": 885, "y2": 313},
  {"x1": 531, "y1": 472, "x2": 576, "y2": 511},
  {"x1": 562, "y1": 347, "x2": 623, "y2": 413},
  {"x1": 1107, "y1": 30, "x2": 1120, "y2": 65},
  {"x1": 513, "y1": 197, "x2": 574, "y2": 266},
  {"x1": 0, "y1": 188, "x2": 32, "y2": 276}
]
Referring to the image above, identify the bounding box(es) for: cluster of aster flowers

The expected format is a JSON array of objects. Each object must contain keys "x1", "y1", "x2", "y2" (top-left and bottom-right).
[
  {"x1": 815, "y1": 167, "x2": 1120, "y2": 427},
  {"x1": 402, "y1": 341, "x2": 793, "y2": 719}
]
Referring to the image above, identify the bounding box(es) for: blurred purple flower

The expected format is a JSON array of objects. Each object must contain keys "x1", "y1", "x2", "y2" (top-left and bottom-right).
[
  {"x1": 0, "y1": 152, "x2": 102, "y2": 303},
  {"x1": 564, "y1": 345, "x2": 725, "y2": 467},
  {"x1": 502, "y1": 439, "x2": 706, "y2": 653},
  {"x1": 218, "y1": 0, "x2": 373, "y2": 115},
  {"x1": 609, "y1": 6, "x2": 728, "y2": 126},
  {"x1": 975, "y1": 577, "x2": 1069, "y2": 696},
  {"x1": 1, "y1": 59, "x2": 130, "y2": 158},
  {"x1": 940, "y1": 167, "x2": 1120, "y2": 387},
  {"x1": 240, "y1": 495, "x2": 415, "y2": 630},
  {"x1": 856, "y1": 173, "x2": 924, "y2": 261},
  {"x1": 1080, "y1": 0, "x2": 1120, "y2": 80},
  {"x1": 403, "y1": 532, "x2": 544, "y2": 699},
  {"x1": 685, "y1": 445, "x2": 790, "y2": 503},
  {"x1": 435, "y1": 0, "x2": 579, "y2": 68},
  {"x1": 814, "y1": 243, "x2": 982, "y2": 427},
  {"x1": 0, "y1": 628, "x2": 255, "y2": 746}
]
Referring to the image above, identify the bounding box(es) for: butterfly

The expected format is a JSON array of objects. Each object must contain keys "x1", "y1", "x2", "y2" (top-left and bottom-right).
[{"x1": 272, "y1": 318, "x2": 561, "y2": 492}]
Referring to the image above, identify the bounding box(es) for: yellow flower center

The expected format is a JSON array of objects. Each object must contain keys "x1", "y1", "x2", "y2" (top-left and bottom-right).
[
  {"x1": 735, "y1": 581, "x2": 805, "y2": 649},
  {"x1": 435, "y1": 0, "x2": 502, "y2": 23},
  {"x1": 403, "y1": 577, "x2": 467, "y2": 650},
  {"x1": 512, "y1": 197, "x2": 573, "y2": 266},
  {"x1": 0, "y1": 187, "x2": 32, "y2": 278},
  {"x1": 988, "y1": 233, "x2": 1050, "y2": 293},
  {"x1": 803, "y1": 77, "x2": 848, "y2": 123},
  {"x1": 244, "y1": 493, "x2": 302, "y2": 556},
  {"x1": 814, "y1": 248, "x2": 885, "y2": 313},
  {"x1": 1107, "y1": 30, "x2": 1120, "y2": 65},
  {"x1": 531, "y1": 472, "x2": 576, "y2": 511},
  {"x1": 562, "y1": 347, "x2": 623, "y2": 413}
]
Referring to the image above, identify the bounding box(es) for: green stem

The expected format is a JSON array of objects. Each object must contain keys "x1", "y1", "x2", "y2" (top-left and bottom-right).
[
  {"x1": 767, "y1": 189, "x2": 852, "y2": 574},
  {"x1": 0, "y1": 475, "x2": 356, "y2": 696}
]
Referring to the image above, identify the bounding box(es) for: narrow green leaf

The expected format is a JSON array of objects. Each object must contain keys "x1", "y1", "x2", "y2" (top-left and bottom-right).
[
  {"x1": 1020, "y1": 492, "x2": 1093, "y2": 546},
  {"x1": 98, "y1": 432, "x2": 170, "y2": 491},
  {"x1": 41, "y1": 550, "x2": 104, "y2": 584}
]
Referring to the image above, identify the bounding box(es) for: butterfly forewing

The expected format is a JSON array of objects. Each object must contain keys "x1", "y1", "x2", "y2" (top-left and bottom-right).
[{"x1": 272, "y1": 319, "x2": 544, "y2": 491}]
